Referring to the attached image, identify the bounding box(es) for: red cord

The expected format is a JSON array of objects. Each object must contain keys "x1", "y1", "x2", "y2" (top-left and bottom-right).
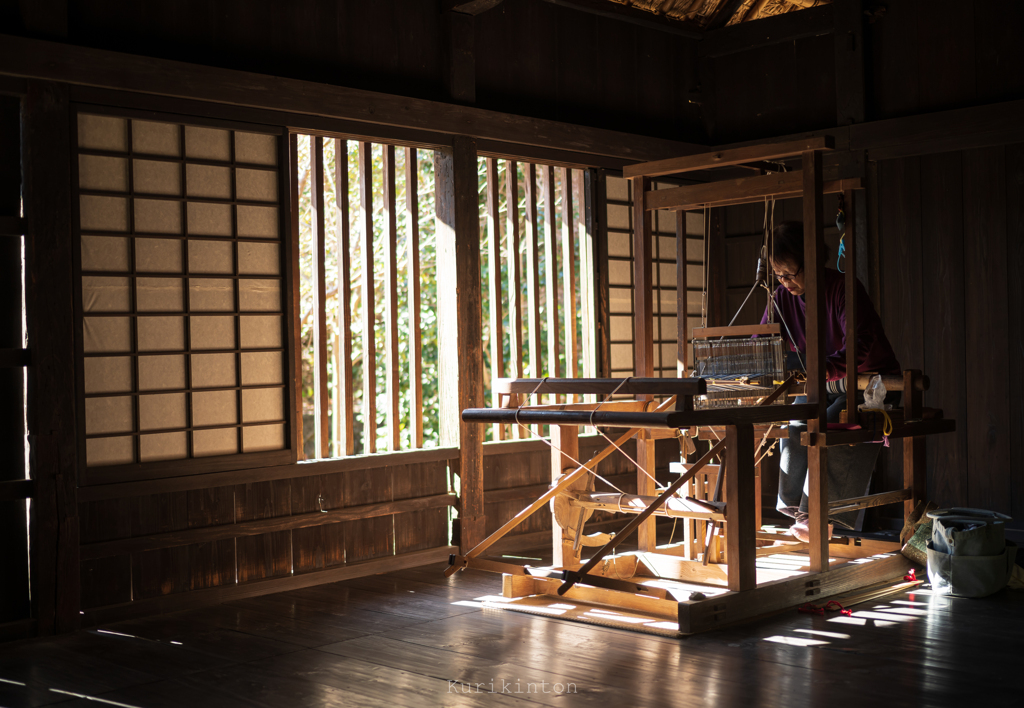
[{"x1": 798, "y1": 600, "x2": 852, "y2": 617}]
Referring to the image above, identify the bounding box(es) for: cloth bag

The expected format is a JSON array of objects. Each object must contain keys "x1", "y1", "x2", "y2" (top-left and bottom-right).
[{"x1": 926, "y1": 508, "x2": 1016, "y2": 598}]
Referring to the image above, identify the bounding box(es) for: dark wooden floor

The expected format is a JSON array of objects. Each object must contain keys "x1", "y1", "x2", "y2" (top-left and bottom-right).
[{"x1": 1, "y1": 558, "x2": 1022, "y2": 708}]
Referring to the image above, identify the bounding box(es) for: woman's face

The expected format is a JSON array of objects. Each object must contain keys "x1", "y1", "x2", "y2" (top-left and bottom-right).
[{"x1": 771, "y1": 258, "x2": 805, "y2": 296}]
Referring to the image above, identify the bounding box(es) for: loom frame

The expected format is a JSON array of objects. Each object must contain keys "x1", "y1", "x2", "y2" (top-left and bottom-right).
[{"x1": 446, "y1": 139, "x2": 956, "y2": 635}]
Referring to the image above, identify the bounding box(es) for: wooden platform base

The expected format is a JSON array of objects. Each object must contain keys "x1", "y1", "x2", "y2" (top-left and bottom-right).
[{"x1": 489, "y1": 539, "x2": 912, "y2": 635}]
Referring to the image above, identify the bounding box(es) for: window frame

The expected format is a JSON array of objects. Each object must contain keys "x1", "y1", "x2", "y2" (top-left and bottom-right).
[{"x1": 71, "y1": 104, "x2": 298, "y2": 486}]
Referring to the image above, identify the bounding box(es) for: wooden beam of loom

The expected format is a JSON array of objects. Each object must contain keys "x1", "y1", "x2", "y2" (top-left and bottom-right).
[
  {"x1": 623, "y1": 136, "x2": 833, "y2": 178},
  {"x1": 646, "y1": 173, "x2": 861, "y2": 212}
]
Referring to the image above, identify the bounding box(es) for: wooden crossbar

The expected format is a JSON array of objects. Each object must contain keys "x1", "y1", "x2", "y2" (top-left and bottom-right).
[{"x1": 622, "y1": 137, "x2": 834, "y2": 178}]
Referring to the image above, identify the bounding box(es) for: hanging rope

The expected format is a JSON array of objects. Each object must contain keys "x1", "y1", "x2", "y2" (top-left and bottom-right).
[{"x1": 836, "y1": 192, "x2": 847, "y2": 273}]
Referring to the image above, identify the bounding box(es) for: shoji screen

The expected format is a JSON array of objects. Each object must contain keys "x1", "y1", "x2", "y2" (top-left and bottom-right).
[
  {"x1": 74, "y1": 111, "x2": 291, "y2": 477},
  {"x1": 603, "y1": 175, "x2": 704, "y2": 379}
]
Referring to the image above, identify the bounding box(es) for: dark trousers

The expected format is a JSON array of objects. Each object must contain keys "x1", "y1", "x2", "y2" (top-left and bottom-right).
[{"x1": 776, "y1": 391, "x2": 898, "y2": 530}]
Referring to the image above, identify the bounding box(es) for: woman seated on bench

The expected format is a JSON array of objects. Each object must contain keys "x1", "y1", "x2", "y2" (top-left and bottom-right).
[{"x1": 762, "y1": 221, "x2": 902, "y2": 542}]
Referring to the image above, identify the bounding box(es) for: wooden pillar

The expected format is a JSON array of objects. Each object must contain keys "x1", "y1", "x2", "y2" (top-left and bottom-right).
[
  {"x1": 358, "y1": 143, "x2": 377, "y2": 454},
  {"x1": 383, "y1": 145, "x2": 401, "y2": 451},
  {"x1": 903, "y1": 369, "x2": 925, "y2": 518},
  {"x1": 833, "y1": 0, "x2": 865, "y2": 126},
  {"x1": 0, "y1": 93, "x2": 29, "y2": 625},
  {"x1": 550, "y1": 424, "x2": 580, "y2": 569},
  {"x1": 844, "y1": 188, "x2": 858, "y2": 422},
  {"x1": 435, "y1": 136, "x2": 485, "y2": 552},
  {"x1": 442, "y1": 6, "x2": 475, "y2": 103},
  {"x1": 631, "y1": 176, "x2": 656, "y2": 551},
  {"x1": 334, "y1": 140, "x2": 355, "y2": 456},
  {"x1": 23, "y1": 80, "x2": 79, "y2": 634},
  {"x1": 802, "y1": 150, "x2": 829, "y2": 573},
  {"x1": 708, "y1": 208, "x2": 726, "y2": 326},
  {"x1": 725, "y1": 424, "x2": 755, "y2": 591},
  {"x1": 288, "y1": 135, "x2": 304, "y2": 456},
  {"x1": 676, "y1": 211, "x2": 688, "y2": 375},
  {"x1": 310, "y1": 137, "x2": 329, "y2": 458},
  {"x1": 592, "y1": 170, "x2": 611, "y2": 378}
]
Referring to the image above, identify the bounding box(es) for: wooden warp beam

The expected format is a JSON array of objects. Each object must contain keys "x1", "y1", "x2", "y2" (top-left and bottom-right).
[
  {"x1": 444, "y1": 395, "x2": 680, "y2": 576},
  {"x1": 557, "y1": 439, "x2": 727, "y2": 596}
]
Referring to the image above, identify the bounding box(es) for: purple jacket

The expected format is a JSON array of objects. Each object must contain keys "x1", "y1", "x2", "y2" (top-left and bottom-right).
[{"x1": 760, "y1": 269, "x2": 901, "y2": 381}]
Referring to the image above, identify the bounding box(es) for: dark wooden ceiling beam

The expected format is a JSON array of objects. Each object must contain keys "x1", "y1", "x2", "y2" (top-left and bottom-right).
[
  {"x1": 0, "y1": 33, "x2": 705, "y2": 164},
  {"x1": 699, "y1": 3, "x2": 834, "y2": 57}
]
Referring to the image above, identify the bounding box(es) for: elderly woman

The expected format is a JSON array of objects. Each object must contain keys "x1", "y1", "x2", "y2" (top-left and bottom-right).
[{"x1": 762, "y1": 221, "x2": 902, "y2": 541}]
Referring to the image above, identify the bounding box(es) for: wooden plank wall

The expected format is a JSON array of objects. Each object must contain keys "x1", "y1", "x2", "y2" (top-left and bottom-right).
[
  {"x1": 711, "y1": 33, "x2": 837, "y2": 143},
  {"x1": 77, "y1": 458, "x2": 452, "y2": 615},
  {"x1": 876, "y1": 146, "x2": 1022, "y2": 528},
  {"x1": 868, "y1": 0, "x2": 1024, "y2": 122},
  {"x1": 474, "y1": 0, "x2": 702, "y2": 142}
]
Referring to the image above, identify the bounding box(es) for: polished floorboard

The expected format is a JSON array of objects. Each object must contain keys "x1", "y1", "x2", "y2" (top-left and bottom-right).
[{"x1": 1, "y1": 559, "x2": 1022, "y2": 708}]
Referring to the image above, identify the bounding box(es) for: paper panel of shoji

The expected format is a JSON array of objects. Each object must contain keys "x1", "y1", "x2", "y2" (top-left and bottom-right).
[{"x1": 76, "y1": 112, "x2": 288, "y2": 469}]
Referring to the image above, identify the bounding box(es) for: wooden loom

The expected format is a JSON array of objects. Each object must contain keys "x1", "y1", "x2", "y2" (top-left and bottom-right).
[{"x1": 445, "y1": 138, "x2": 956, "y2": 635}]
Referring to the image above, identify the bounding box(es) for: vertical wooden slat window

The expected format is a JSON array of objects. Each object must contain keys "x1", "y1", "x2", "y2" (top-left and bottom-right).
[
  {"x1": 603, "y1": 175, "x2": 705, "y2": 379},
  {"x1": 74, "y1": 112, "x2": 290, "y2": 477},
  {"x1": 477, "y1": 159, "x2": 596, "y2": 441},
  {"x1": 295, "y1": 137, "x2": 439, "y2": 459}
]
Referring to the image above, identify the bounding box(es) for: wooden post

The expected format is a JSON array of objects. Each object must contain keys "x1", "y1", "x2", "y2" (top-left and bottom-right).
[
  {"x1": 524, "y1": 163, "x2": 542, "y2": 434},
  {"x1": 903, "y1": 369, "x2": 925, "y2": 518},
  {"x1": 288, "y1": 135, "x2": 304, "y2": 457},
  {"x1": 435, "y1": 136, "x2": 485, "y2": 552},
  {"x1": 358, "y1": 142, "x2": 376, "y2": 454},
  {"x1": 24, "y1": 80, "x2": 80, "y2": 634},
  {"x1": 631, "y1": 175, "x2": 656, "y2": 551},
  {"x1": 725, "y1": 424, "x2": 756, "y2": 591},
  {"x1": 575, "y1": 170, "x2": 594, "y2": 390},
  {"x1": 802, "y1": 150, "x2": 829, "y2": 573},
  {"x1": 335, "y1": 139, "x2": 355, "y2": 456},
  {"x1": 593, "y1": 170, "x2": 611, "y2": 379},
  {"x1": 485, "y1": 157, "x2": 504, "y2": 439},
  {"x1": 405, "y1": 148, "x2": 423, "y2": 449},
  {"x1": 709, "y1": 208, "x2": 726, "y2": 326},
  {"x1": 550, "y1": 424, "x2": 580, "y2": 569},
  {"x1": 383, "y1": 145, "x2": 401, "y2": 451},
  {"x1": 442, "y1": 7, "x2": 475, "y2": 103},
  {"x1": 844, "y1": 188, "x2": 858, "y2": 423},
  {"x1": 559, "y1": 168, "x2": 578, "y2": 392},
  {"x1": 505, "y1": 160, "x2": 523, "y2": 436},
  {"x1": 311, "y1": 137, "x2": 329, "y2": 459},
  {"x1": 0, "y1": 93, "x2": 29, "y2": 625},
  {"x1": 833, "y1": 0, "x2": 865, "y2": 127},
  {"x1": 676, "y1": 211, "x2": 689, "y2": 375},
  {"x1": 543, "y1": 166, "x2": 560, "y2": 395}
]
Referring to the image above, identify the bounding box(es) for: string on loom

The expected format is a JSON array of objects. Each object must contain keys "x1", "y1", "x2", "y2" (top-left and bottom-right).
[
  {"x1": 512, "y1": 378, "x2": 628, "y2": 495},
  {"x1": 588, "y1": 377, "x2": 668, "y2": 493}
]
